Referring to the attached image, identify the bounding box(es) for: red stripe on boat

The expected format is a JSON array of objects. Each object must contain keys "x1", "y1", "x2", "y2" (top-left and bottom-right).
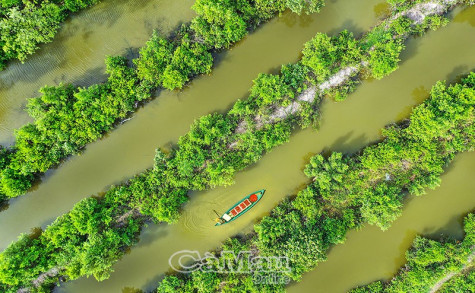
[{"x1": 244, "y1": 199, "x2": 251, "y2": 206}]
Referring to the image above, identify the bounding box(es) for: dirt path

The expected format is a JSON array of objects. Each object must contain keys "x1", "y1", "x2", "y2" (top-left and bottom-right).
[
  {"x1": 429, "y1": 249, "x2": 475, "y2": 293},
  {"x1": 391, "y1": 0, "x2": 458, "y2": 24},
  {"x1": 234, "y1": 0, "x2": 461, "y2": 136}
]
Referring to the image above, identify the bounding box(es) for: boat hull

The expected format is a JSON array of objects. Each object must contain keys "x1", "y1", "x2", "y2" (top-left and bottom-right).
[{"x1": 215, "y1": 189, "x2": 265, "y2": 226}]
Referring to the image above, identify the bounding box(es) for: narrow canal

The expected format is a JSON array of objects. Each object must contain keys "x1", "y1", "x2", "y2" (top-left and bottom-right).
[
  {"x1": 57, "y1": 5, "x2": 475, "y2": 292},
  {"x1": 0, "y1": 0, "x2": 384, "y2": 250},
  {"x1": 0, "y1": 0, "x2": 195, "y2": 143}
]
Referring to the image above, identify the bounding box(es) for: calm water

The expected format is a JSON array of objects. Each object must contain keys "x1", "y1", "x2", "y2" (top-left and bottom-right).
[
  {"x1": 0, "y1": 0, "x2": 384, "y2": 249},
  {"x1": 287, "y1": 152, "x2": 475, "y2": 293},
  {"x1": 287, "y1": 6, "x2": 475, "y2": 293},
  {"x1": 0, "y1": 2, "x2": 473, "y2": 293},
  {"x1": 0, "y1": 0, "x2": 196, "y2": 144},
  {"x1": 56, "y1": 5, "x2": 475, "y2": 293}
]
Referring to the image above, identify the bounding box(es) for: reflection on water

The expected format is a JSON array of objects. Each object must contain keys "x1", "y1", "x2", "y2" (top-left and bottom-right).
[
  {"x1": 373, "y1": 2, "x2": 391, "y2": 18},
  {"x1": 454, "y1": 5, "x2": 475, "y2": 27}
]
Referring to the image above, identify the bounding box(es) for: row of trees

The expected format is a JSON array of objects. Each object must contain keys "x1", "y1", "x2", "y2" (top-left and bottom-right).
[
  {"x1": 388, "y1": 0, "x2": 475, "y2": 11},
  {"x1": 0, "y1": 0, "x2": 326, "y2": 203},
  {"x1": 156, "y1": 73, "x2": 475, "y2": 292},
  {"x1": 0, "y1": 0, "x2": 464, "y2": 291},
  {"x1": 0, "y1": 0, "x2": 100, "y2": 69},
  {"x1": 1, "y1": 0, "x2": 451, "y2": 204},
  {"x1": 351, "y1": 213, "x2": 475, "y2": 293}
]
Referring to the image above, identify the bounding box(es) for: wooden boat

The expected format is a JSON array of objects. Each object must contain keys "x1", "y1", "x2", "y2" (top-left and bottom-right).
[{"x1": 215, "y1": 189, "x2": 265, "y2": 226}]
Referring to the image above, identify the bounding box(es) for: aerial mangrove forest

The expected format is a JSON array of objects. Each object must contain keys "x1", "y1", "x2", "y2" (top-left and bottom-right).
[
  {"x1": 152, "y1": 73, "x2": 475, "y2": 292},
  {"x1": 351, "y1": 213, "x2": 475, "y2": 293},
  {"x1": 0, "y1": 0, "x2": 324, "y2": 203},
  {"x1": 0, "y1": 0, "x2": 100, "y2": 69},
  {"x1": 0, "y1": 0, "x2": 473, "y2": 292}
]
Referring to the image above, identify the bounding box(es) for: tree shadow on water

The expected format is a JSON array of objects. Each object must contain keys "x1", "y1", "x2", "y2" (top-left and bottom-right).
[
  {"x1": 422, "y1": 214, "x2": 466, "y2": 241},
  {"x1": 446, "y1": 65, "x2": 472, "y2": 84},
  {"x1": 325, "y1": 131, "x2": 370, "y2": 154},
  {"x1": 327, "y1": 131, "x2": 354, "y2": 151},
  {"x1": 68, "y1": 66, "x2": 108, "y2": 88},
  {"x1": 394, "y1": 229, "x2": 418, "y2": 268},
  {"x1": 453, "y1": 5, "x2": 475, "y2": 27},
  {"x1": 122, "y1": 287, "x2": 143, "y2": 293},
  {"x1": 135, "y1": 222, "x2": 170, "y2": 248},
  {"x1": 0, "y1": 201, "x2": 9, "y2": 212},
  {"x1": 0, "y1": 42, "x2": 66, "y2": 87},
  {"x1": 373, "y1": 2, "x2": 391, "y2": 20},
  {"x1": 327, "y1": 19, "x2": 364, "y2": 37},
  {"x1": 397, "y1": 35, "x2": 419, "y2": 67},
  {"x1": 142, "y1": 272, "x2": 168, "y2": 293}
]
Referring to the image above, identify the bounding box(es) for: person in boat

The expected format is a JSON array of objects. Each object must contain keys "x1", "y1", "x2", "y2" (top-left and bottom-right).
[
  {"x1": 214, "y1": 190, "x2": 263, "y2": 226},
  {"x1": 215, "y1": 213, "x2": 232, "y2": 224}
]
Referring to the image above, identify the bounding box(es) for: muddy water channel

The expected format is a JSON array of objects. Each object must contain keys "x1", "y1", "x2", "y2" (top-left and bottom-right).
[
  {"x1": 52, "y1": 5, "x2": 475, "y2": 293},
  {"x1": 0, "y1": 0, "x2": 196, "y2": 143},
  {"x1": 0, "y1": 0, "x2": 384, "y2": 250},
  {"x1": 288, "y1": 152, "x2": 475, "y2": 293},
  {"x1": 288, "y1": 6, "x2": 475, "y2": 292}
]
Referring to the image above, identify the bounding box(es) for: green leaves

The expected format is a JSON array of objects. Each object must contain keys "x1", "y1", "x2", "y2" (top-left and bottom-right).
[
  {"x1": 0, "y1": 57, "x2": 143, "y2": 197},
  {"x1": 191, "y1": 0, "x2": 250, "y2": 49},
  {"x1": 0, "y1": 0, "x2": 99, "y2": 68},
  {"x1": 353, "y1": 213, "x2": 475, "y2": 293},
  {"x1": 368, "y1": 39, "x2": 404, "y2": 79},
  {"x1": 162, "y1": 35, "x2": 213, "y2": 90},
  {"x1": 302, "y1": 30, "x2": 361, "y2": 83},
  {"x1": 359, "y1": 183, "x2": 403, "y2": 230},
  {"x1": 135, "y1": 33, "x2": 174, "y2": 88},
  {"x1": 303, "y1": 152, "x2": 350, "y2": 206},
  {"x1": 158, "y1": 275, "x2": 190, "y2": 293},
  {"x1": 304, "y1": 152, "x2": 348, "y2": 179},
  {"x1": 0, "y1": 234, "x2": 50, "y2": 287},
  {"x1": 0, "y1": 192, "x2": 145, "y2": 291},
  {"x1": 254, "y1": 76, "x2": 475, "y2": 289},
  {"x1": 0, "y1": 2, "x2": 64, "y2": 62},
  {"x1": 285, "y1": 0, "x2": 325, "y2": 15},
  {"x1": 135, "y1": 33, "x2": 213, "y2": 90},
  {"x1": 255, "y1": 0, "x2": 286, "y2": 19},
  {"x1": 250, "y1": 73, "x2": 292, "y2": 108},
  {"x1": 0, "y1": 0, "x2": 320, "y2": 200},
  {"x1": 63, "y1": 0, "x2": 99, "y2": 12},
  {"x1": 292, "y1": 186, "x2": 321, "y2": 219},
  {"x1": 3, "y1": 1, "x2": 473, "y2": 291}
]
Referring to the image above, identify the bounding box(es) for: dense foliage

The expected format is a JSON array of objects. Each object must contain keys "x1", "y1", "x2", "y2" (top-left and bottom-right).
[
  {"x1": 0, "y1": 0, "x2": 100, "y2": 69},
  {"x1": 350, "y1": 213, "x2": 475, "y2": 293},
  {"x1": 0, "y1": 0, "x2": 467, "y2": 291},
  {"x1": 0, "y1": 0, "x2": 326, "y2": 203},
  {"x1": 437, "y1": 269, "x2": 475, "y2": 292},
  {"x1": 155, "y1": 73, "x2": 475, "y2": 292}
]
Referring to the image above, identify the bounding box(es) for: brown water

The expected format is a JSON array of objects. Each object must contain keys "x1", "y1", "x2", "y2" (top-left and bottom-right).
[
  {"x1": 0, "y1": 0, "x2": 196, "y2": 144},
  {"x1": 0, "y1": 0, "x2": 384, "y2": 249},
  {"x1": 287, "y1": 6, "x2": 475, "y2": 293},
  {"x1": 288, "y1": 152, "x2": 475, "y2": 293},
  {"x1": 54, "y1": 5, "x2": 475, "y2": 293}
]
